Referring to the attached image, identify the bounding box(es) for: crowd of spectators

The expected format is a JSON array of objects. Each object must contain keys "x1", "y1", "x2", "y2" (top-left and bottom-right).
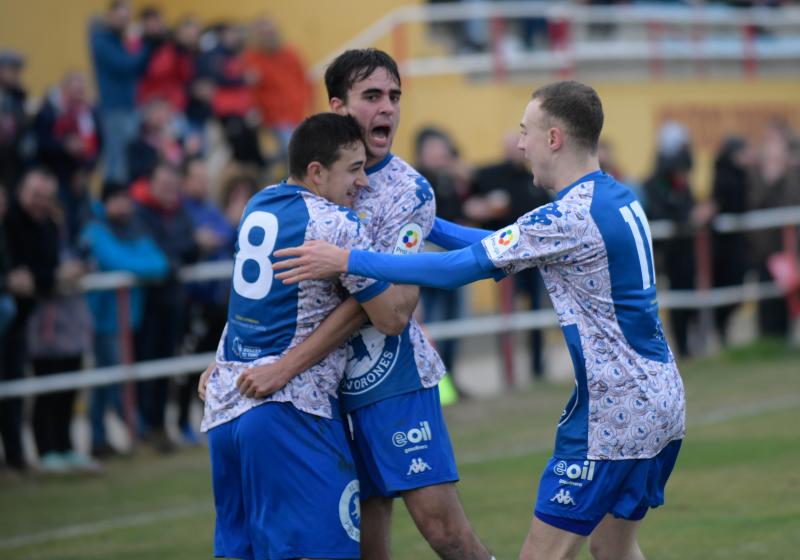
[{"x1": 0, "y1": 0, "x2": 308, "y2": 474}]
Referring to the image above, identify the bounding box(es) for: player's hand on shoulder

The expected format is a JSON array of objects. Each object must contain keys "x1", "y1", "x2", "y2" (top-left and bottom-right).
[
  {"x1": 236, "y1": 362, "x2": 291, "y2": 399},
  {"x1": 273, "y1": 240, "x2": 349, "y2": 284}
]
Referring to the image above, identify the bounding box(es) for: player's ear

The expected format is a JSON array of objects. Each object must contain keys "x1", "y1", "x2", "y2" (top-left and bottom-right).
[
  {"x1": 549, "y1": 127, "x2": 564, "y2": 151},
  {"x1": 330, "y1": 97, "x2": 347, "y2": 115},
  {"x1": 307, "y1": 161, "x2": 324, "y2": 185}
]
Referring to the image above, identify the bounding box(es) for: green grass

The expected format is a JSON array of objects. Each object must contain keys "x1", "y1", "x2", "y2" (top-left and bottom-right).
[{"x1": 1, "y1": 341, "x2": 799, "y2": 559}]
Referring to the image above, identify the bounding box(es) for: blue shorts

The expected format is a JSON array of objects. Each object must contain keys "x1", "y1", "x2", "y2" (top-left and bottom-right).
[
  {"x1": 208, "y1": 402, "x2": 361, "y2": 559},
  {"x1": 346, "y1": 386, "x2": 459, "y2": 499},
  {"x1": 534, "y1": 439, "x2": 682, "y2": 536}
]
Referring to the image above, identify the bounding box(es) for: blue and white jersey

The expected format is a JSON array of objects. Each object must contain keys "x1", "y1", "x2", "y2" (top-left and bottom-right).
[
  {"x1": 201, "y1": 183, "x2": 388, "y2": 431},
  {"x1": 341, "y1": 154, "x2": 446, "y2": 412},
  {"x1": 477, "y1": 170, "x2": 685, "y2": 460}
]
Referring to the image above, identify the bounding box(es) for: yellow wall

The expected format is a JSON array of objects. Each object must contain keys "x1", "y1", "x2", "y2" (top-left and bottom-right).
[
  {"x1": 3, "y1": 0, "x2": 799, "y2": 194},
  {"x1": 0, "y1": 0, "x2": 414, "y2": 97}
]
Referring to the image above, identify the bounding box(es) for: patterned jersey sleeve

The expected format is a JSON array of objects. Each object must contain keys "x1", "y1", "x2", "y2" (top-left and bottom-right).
[
  {"x1": 480, "y1": 201, "x2": 592, "y2": 275},
  {"x1": 375, "y1": 174, "x2": 436, "y2": 256},
  {"x1": 324, "y1": 204, "x2": 390, "y2": 303}
]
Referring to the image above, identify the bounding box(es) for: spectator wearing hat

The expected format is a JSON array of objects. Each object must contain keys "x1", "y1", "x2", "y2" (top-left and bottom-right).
[{"x1": 80, "y1": 180, "x2": 168, "y2": 458}]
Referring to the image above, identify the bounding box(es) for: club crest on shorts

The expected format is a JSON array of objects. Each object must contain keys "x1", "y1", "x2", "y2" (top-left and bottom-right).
[
  {"x1": 339, "y1": 479, "x2": 360, "y2": 541},
  {"x1": 483, "y1": 224, "x2": 520, "y2": 260}
]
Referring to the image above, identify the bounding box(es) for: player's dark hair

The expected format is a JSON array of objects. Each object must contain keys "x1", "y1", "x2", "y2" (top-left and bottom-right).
[
  {"x1": 531, "y1": 81, "x2": 604, "y2": 153},
  {"x1": 325, "y1": 48, "x2": 401, "y2": 102},
  {"x1": 288, "y1": 113, "x2": 365, "y2": 179}
]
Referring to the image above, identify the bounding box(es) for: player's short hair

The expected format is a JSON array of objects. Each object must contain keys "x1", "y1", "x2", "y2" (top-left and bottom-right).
[
  {"x1": 531, "y1": 81, "x2": 604, "y2": 153},
  {"x1": 325, "y1": 49, "x2": 401, "y2": 102},
  {"x1": 288, "y1": 113, "x2": 364, "y2": 179}
]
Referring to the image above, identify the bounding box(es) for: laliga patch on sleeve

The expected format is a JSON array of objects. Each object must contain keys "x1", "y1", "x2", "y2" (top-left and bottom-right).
[
  {"x1": 394, "y1": 223, "x2": 423, "y2": 255},
  {"x1": 482, "y1": 224, "x2": 520, "y2": 261}
]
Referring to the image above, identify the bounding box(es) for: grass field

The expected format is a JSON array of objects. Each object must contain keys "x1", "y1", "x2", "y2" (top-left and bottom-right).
[{"x1": 1, "y1": 340, "x2": 799, "y2": 559}]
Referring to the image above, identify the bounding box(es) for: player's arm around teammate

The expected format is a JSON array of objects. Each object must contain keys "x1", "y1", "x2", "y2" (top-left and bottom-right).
[{"x1": 275, "y1": 81, "x2": 685, "y2": 560}]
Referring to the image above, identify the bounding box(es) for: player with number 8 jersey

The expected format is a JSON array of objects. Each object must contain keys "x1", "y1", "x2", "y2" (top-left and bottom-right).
[{"x1": 201, "y1": 113, "x2": 420, "y2": 560}]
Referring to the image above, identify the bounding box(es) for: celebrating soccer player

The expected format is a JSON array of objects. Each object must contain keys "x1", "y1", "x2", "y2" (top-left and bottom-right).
[
  {"x1": 200, "y1": 112, "x2": 419, "y2": 559},
  {"x1": 274, "y1": 81, "x2": 686, "y2": 560}
]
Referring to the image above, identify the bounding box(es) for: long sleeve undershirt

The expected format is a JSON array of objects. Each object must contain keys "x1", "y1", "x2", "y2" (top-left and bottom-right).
[
  {"x1": 426, "y1": 217, "x2": 493, "y2": 250},
  {"x1": 348, "y1": 243, "x2": 501, "y2": 290}
]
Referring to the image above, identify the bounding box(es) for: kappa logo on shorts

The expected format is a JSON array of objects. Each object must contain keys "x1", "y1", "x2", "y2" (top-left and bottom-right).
[
  {"x1": 338, "y1": 479, "x2": 360, "y2": 542},
  {"x1": 406, "y1": 457, "x2": 432, "y2": 475},
  {"x1": 550, "y1": 488, "x2": 576, "y2": 506}
]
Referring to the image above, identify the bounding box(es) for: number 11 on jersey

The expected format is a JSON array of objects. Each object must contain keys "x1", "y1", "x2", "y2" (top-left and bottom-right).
[{"x1": 619, "y1": 200, "x2": 655, "y2": 290}]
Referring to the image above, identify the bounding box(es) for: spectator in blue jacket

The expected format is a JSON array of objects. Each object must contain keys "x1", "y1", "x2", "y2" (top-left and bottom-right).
[
  {"x1": 88, "y1": 0, "x2": 152, "y2": 182},
  {"x1": 80, "y1": 180, "x2": 168, "y2": 458}
]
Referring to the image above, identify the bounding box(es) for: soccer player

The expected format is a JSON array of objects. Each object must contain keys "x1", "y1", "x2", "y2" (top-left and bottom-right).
[
  {"x1": 273, "y1": 81, "x2": 686, "y2": 560},
  {"x1": 201, "y1": 112, "x2": 419, "y2": 560},
  {"x1": 216, "y1": 49, "x2": 494, "y2": 560}
]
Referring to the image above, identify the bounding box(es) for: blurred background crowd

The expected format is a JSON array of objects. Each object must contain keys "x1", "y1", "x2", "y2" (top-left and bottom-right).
[{"x1": 1, "y1": 0, "x2": 799, "y2": 476}]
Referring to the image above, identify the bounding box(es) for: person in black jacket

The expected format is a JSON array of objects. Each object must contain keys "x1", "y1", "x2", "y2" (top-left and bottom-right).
[
  {"x1": 711, "y1": 137, "x2": 751, "y2": 344},
  {"x1": 1, "y1": 169, "x2": 60, "y2": 472},
  {"x1": 0, "y1": 50, "x2": 29, "y2": 189},
  {"x1": 644, "y1": 122, "x2": 702, "y2": 358},
  {"x1": 473, "y1": 132, "x2": 551, "y2": 378}
]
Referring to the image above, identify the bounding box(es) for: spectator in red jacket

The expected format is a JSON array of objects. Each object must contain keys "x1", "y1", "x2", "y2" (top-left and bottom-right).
[
  {"x1": 197, "y1": 22, "x2": 264, "y2": 168},
  {"x1": 244, "y1": 17, "x2": 311, "y2": 163},
  {"x1": 137, "y1": 14, "x2": 200, "y2": 114}
]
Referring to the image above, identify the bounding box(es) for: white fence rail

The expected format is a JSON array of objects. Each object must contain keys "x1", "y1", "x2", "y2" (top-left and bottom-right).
[{"x1": 1, "y1": 205, "x2": 798, "y2": 399}]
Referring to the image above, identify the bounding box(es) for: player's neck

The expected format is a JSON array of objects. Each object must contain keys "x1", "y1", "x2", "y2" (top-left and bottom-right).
[
  {"x1": 552, "y1": 155, "x2": 601, "y2": 196},
  {"x1": 288, "y1": 175, "x2": 319, "y2": 197}
]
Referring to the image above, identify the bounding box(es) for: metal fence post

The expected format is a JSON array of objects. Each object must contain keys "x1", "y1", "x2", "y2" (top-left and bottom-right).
[{"x1": 115, "y1": 287, "x2": 138, "y2": 442}]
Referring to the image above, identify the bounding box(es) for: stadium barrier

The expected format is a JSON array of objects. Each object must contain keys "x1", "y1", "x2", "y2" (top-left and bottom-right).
[{"x1": 0, "y1": 205, "x2": 798, "y2": 400}]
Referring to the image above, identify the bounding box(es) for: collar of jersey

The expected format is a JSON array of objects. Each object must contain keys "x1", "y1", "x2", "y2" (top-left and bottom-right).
[
  {"x1": 279, "y1": 181, "x2": 310, "y2": 193},
  {"x1": 555, "y1": 169, "x2": 605, "y2": 201},
  {"x1": 365, "y1": 153, "x2": 394, "y2": 175}
]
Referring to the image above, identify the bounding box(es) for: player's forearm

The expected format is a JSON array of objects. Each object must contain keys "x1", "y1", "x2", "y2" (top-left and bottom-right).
[
  {"x1": 348, "y1": 245, "x2": 496, "y2": 290},
  {"x1": 280, "y1": 297, "x2": 367, "y2": 377},
  {"x1": 364, "y1": 283, "x2": 419, "y2": 336},
  {"x1": 395, "y1": 284, "x2": 420, "y2": 318},
  {"x1": 427, "y1": 217, "x2": 494, "y2": 250}
]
